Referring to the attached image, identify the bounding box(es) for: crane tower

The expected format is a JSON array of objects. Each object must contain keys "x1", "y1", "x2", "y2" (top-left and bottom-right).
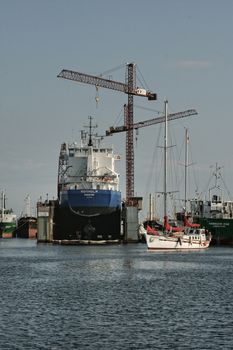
[{"x1": 57, "y1": 63, "x2": 157, "y2": 204}]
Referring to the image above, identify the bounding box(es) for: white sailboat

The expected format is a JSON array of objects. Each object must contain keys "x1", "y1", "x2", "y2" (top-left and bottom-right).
[{"x1": 145, "y1": 101, "x2": 211, "y2": 250}]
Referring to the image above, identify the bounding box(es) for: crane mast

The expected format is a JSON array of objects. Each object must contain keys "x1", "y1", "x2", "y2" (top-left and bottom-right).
[
  {"x1": 57, "y1": 63, "x2": 157, "y2": 204},
  {"x1": 125, "y1": 63, "x2": 135, "y2": 201}
]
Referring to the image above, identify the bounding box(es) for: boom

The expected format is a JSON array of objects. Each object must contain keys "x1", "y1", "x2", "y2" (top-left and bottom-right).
[
  {"x1": 106, "y1": 109, "x2": 198, "y2": 135},
  {"x1": 57, "y1": 69, "x2": 157, "y2": 100}
]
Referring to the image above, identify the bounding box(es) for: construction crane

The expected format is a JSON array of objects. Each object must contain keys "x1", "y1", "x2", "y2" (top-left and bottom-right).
[
  {"x1": 57, "y1": 66, "x2": 156, "y2": 99},
  {"x1": 106, "y1": 105, "x2": 198, "y2": 205},
  {"x1": 106, "y1": 107, "x2": 198, "y2": 135},
  {"x1": 57, "y1": 63, "x2": 157, "y2": 204}
]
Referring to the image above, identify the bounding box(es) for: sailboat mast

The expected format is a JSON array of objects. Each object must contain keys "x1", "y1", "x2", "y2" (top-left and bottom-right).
[
  {"x1": 149, "y1": 193, "x2": 152, "y2": 220},
  {"x1": 184, "y1": 128, "x2": 189, "y2": 213},
  {"x1": 164, "y1": 100, "x2": 168, "y2": 218}
]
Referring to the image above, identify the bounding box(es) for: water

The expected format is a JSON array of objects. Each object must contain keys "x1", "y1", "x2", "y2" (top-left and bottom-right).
[{"x1": 1, "y1": 240, "x2": 233, "y2": 350}]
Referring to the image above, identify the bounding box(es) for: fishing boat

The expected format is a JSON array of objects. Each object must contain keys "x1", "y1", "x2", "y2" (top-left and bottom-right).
[
  {"x1": 53, "y1": 116, "x2": 122, "y2": 241},
  {"x1": 145, "y1": 101, "x2": 211, "y2": 250},
  {"x1": 189, "y1": 164, "x2": 233, "y2": 245},
  {"x1": 0, "y1": 191, "x2": 17, "y2": 238}
]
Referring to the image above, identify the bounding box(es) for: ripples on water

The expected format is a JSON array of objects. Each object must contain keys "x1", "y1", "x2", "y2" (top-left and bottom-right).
[{"x1": 1, "y1": 239, "x2": 233, "y2": 349}]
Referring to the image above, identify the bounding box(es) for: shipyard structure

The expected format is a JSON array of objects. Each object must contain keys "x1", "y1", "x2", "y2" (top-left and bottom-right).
[
  {"x1": 36, "y1": 120, "x2": 233, "y2": 246},
  {"x1": 37, "y1": 118, "x2": 141, "y2": 244}
]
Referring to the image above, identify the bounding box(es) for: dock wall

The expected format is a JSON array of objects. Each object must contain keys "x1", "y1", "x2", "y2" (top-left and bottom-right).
[
  {"x1": 123, "y1": 206, "x2": 140, "y2": 242},
  {"x1": 37, "y1": 201, "x2": 56, "y2": 243}
]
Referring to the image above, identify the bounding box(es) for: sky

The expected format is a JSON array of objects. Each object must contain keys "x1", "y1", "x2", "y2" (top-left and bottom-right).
[{"x1": 0, "y1": 0, "x2": 233, "y2": 219}]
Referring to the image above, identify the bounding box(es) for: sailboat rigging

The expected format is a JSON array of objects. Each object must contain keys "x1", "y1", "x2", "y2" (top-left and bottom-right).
[{"x1": 144, "y1": 101, "x2": 212, "y2": 250}]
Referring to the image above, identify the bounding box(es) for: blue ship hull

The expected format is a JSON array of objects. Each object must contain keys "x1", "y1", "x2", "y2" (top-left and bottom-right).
[{"x1": 60, "y1": 189, "x2": 121, "y2": 216}]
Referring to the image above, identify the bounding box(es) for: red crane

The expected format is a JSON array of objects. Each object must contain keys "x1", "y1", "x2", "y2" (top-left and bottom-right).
[
  {"x1": 106, "y1": 106, "x2": 198, "y2": 204},
  {"x1": 57, "y1": 63, "x2": 157, "y2": 204}
]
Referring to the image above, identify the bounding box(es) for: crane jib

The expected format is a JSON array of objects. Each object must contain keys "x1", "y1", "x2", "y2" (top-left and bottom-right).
[
  {"x1": 106, "y1": 109, "x2": 198, "y2": 135},
  {"x1": 57, "y1": 69, "x2": 156, "y2": 100}
]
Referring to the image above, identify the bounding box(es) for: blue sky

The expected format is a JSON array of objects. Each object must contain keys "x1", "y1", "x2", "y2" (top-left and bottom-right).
[{"x1": 0, "y1": 0, "x2": 233, "y2": 218}]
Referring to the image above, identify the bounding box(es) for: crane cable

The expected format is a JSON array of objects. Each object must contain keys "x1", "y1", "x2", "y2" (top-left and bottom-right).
[{"x1": 95, "y1": 63, "x2": 126, "y2": 108}]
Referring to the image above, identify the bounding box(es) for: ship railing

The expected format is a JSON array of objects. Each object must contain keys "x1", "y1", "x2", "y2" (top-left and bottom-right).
[{"x1": 86, "y1": 175, "x2": 118, "y2": 183}]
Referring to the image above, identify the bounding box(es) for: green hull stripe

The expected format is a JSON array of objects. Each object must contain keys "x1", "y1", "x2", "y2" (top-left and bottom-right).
[{"x1": 0, "y1": 222, "x2": 16, "y2": 234}]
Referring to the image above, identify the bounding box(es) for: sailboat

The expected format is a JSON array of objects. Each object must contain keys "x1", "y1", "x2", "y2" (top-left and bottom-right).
[{"x1": 145, "y1": 101, "x2": 211, "y2": 250}]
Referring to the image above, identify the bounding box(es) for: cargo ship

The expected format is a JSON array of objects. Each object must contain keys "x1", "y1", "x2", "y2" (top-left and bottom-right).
[
  {"x1": 189, "y1": 164, "x2": 233, "y2": 245},
  {"x1": 53, "y1": 117, "x2": 122, "y2": 242},
  {"x1": 15, "y1": 216, "x2": 37, "y2": 239},
  {"x1": 0, "y1": 191, "x2": 17, "y2": 238}
]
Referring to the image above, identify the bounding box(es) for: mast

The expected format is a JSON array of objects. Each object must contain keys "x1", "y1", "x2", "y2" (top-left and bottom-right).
[
  {"x1": 184, "y1": 128, "x2": 189, "y2": 213},
  {"x1": 88, "y1": 116, "x2": 93, "y2": 147},
  {"x1": 1, "y1": 191, "x2": 5, "y2": 220},
  {"x1": 149, "y1": 193, "x2": 153, "y2": 220},
  {"x1": 164, "y1": 100, "x2": 168, "y2": 218},
  {"x1": 25, "y1": 195, "x2": 31, "y2": 217},
  {"x1": 209, "y1": 163, "x2": 222, "y2": 201}
]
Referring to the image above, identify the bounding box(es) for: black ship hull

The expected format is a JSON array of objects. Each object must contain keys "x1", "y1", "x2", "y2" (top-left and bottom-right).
[
  {"x1": 53, "y1": 205, "x2": 122, "y2": 241},
  {"x1": 14, "y1": 217, "x2": 37, "y2": 239}
]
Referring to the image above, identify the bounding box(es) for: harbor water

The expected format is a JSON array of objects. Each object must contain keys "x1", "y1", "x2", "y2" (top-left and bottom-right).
[{"x1": 1, "y1": 240, "x2": 233, "y2": 349}]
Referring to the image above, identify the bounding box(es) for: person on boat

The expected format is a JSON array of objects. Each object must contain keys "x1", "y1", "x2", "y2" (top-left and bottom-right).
[{"x1": 205, "y1": 229, "x2": 212, "y2": 240}]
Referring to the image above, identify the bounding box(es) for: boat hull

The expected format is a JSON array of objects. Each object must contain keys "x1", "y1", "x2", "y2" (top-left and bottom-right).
[
  {"x1": 53, "y1": 203, "x2": 122, "y2": 241},
  {"x1": 145, "y1": 234, "x2": 211, "y2": 250},
  {"x1": 59, "y1": 189, "x2": 121, "y2": 216},
  {"x1": 14, "y1": 217, "x2": 37, "y2": 239},
  {"x1": 193, "y1": 218, "x2": 233, "y2": 245},
  {"x1": 0, "y1": 222, "x2": 16, "y2": 239},
  {"x1": 55, "y1": 189, "x2": 122, "y2": 240}
]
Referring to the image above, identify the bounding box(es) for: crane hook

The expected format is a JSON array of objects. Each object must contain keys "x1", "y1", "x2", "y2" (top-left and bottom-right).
[
  {"x1": 95, "y1": 86, "x2": 100, "y2": 108},
  {"x1": 135, "y1": 128, "x2": 139, "y2": 146}
]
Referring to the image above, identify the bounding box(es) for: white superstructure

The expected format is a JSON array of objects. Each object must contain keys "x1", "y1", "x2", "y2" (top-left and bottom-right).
[{"x1": 65, "y1": 136, "x2": 120, "y2": 191}]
